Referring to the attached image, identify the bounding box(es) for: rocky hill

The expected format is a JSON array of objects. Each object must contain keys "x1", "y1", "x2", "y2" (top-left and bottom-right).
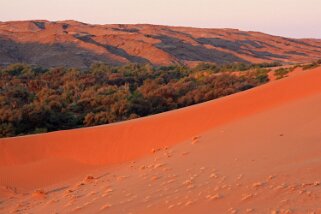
[{"x1": 0, "y1": 20, "x2": 321, "y2": 68}]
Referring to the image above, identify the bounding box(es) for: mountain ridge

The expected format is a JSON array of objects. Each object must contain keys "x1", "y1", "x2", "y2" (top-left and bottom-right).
[{"x1": 0, "y1": 20, "x2": 321, "y2": 68}]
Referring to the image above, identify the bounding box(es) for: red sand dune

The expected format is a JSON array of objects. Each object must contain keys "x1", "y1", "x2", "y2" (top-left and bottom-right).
[{"x1": 0, "y1": 67, "x2": 321, "y2": 213}]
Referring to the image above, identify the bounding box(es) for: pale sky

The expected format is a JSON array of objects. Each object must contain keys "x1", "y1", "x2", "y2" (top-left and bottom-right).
[{"x1": 0, "y1": 0, "x2": 320, "y2": 38}]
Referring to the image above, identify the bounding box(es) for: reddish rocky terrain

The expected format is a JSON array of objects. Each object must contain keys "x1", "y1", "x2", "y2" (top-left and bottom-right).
[{"x1": 0, "y1": 20, "x2": 321, "y2": 68}]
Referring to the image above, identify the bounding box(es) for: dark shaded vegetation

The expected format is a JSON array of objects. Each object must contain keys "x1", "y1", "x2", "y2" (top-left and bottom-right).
[
  {"x1": 274, "y1": 67, "x2": 296, "y2": 79},
  {"x1": 0, "y1": 62, "x2": 277, "y2": 138},
  {"x1": 248, "y1": 50, "x2": 288, "y2": 60},
  {"x1": 0, "y1": 36, "x2": 117, "y2": 68},
  {"x1": 197, "y1": 38, "x2": 265, "y2": 52},
  {"x1": 284, "y1": 51, "x2": 307, "y2": 56},
  {"x1": 301, "y1": 60, "x2": 321, "y2": 70},
  {"x1": 74, "y1": 35, "x2": 150, "y2": 64},
  {"x1": 193, "y1": 61, "x2": 281, "y2": 72},
  {"x1": 154, "y1": 35, "x2": 248, "y2": 64}
]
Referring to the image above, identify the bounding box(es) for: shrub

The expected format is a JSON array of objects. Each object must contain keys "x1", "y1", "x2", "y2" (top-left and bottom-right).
[
  {"x1": 274, "y1": 66, "x2": 295, "y2": 79},
  {"x1": 302, "y1": 62, "x2": 319, "y2": 70},
  {"x1": 0, "y1": 62, "x2": 272, "y2": 138}
]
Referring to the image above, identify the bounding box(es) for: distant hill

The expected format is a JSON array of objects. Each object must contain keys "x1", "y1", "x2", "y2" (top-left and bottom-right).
[{"x1": 0, "y1": 20, "x2": 320, "y2": 68}]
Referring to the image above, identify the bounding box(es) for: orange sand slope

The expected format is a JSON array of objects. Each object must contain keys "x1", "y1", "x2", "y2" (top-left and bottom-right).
[
  {"x1": 1, "y1": 67, "x2": 321, "y2": 167},
  {"x1": 0, "y1": 67, "x2": 321, "y2": 213}
]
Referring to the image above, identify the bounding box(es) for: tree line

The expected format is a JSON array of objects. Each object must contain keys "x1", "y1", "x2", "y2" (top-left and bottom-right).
[{"x1": 0, "y1": 62, "x2": 276, "y2": 137}]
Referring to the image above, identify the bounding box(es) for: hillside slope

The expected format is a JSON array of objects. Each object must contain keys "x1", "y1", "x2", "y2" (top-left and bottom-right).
[{"x1": 0, "y1": 20, "x2": 321, "y2": 68}]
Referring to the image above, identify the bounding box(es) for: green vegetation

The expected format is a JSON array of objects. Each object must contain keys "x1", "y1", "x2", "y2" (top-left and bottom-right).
[
  {"x1": 301, "y1": 60, "x2": 321, "y2": 70},
  {"x1": 0, "y1": 62, "x2": 275, "y2": 138},
  {"x1": 274, "y1": 67, "x2": 295, "y2": 79},
  {"x1": 254, "y1": 68, "x2": 270, "y2": 83},
  {"x1": 193, "y1": 62, "x2": 282, "y2": 72}
]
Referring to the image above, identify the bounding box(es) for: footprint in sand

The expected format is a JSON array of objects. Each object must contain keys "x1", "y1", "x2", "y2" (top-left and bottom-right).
[
  {"x1": 252, "y1": 182, "x2": 265, "y2": 188},
  {"x1": 86, "y1": 191, "x2": 97, "y2": 197},
  {"x1": 32, "y1": 189, "x2": 47, "y2": 199},
  {"x1": 206, "y1": 193, "x2": 222, "y2": 200},
  {"x1": 241, "y1": 193, "x2": 255, "y2": 201},
  {"x1": 168, "y1": 204, "x2": 175, "y2": 209},
  {"x1": 192, "y1": 136, "x2": 200, "y2": 144},
  {"x1": 105, "y1": 188, "x2": 113, "y2": 193},
  {"x1": 228, "y1": 208, "x2": 238, "y2": 214},
  {"x1": 116, "y1": 176, "x2": 128, "y2": 181},
  {"x1": 210, "y1": 173, "x2": 218, "y2": 179},
  {"x1": 1, "y1": 186, "x2": 18, "y2": 195},
  {"x1": 100, "y1": 203, "x2": 112, "y2": 211},
  {"x1": 181, "y1": 152, "x2": 189, "y2": 156},
  {"x1": 184, "y1": 200, "x2": 193, "y2": 206},
  {"x1": 151, "y1": 176, "x2": 160, "y2": 181},
  {"x1": 246, "y1": 208, "x2": 255, "y2": 213},
  {"x1": 72, "y1": 206, "x2": 84, "y2": 212},
  {"x1": 64, "y1": 189, "x2": 74, "y2": 195},
  {"x1": 46, "y1": 199, "x2": 59, "y2": 205},
  {"x1": 153, "y1": 163, "x2": 166, "y2": 169},
  {"x1": 84, "y1": 175, "x2": 95, "y2": 182}
]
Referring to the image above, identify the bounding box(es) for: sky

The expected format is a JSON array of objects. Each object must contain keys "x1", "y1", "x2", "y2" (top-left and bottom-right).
[{"x1": 0, "y1": 0, "x2": 320, "y2": 38}]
